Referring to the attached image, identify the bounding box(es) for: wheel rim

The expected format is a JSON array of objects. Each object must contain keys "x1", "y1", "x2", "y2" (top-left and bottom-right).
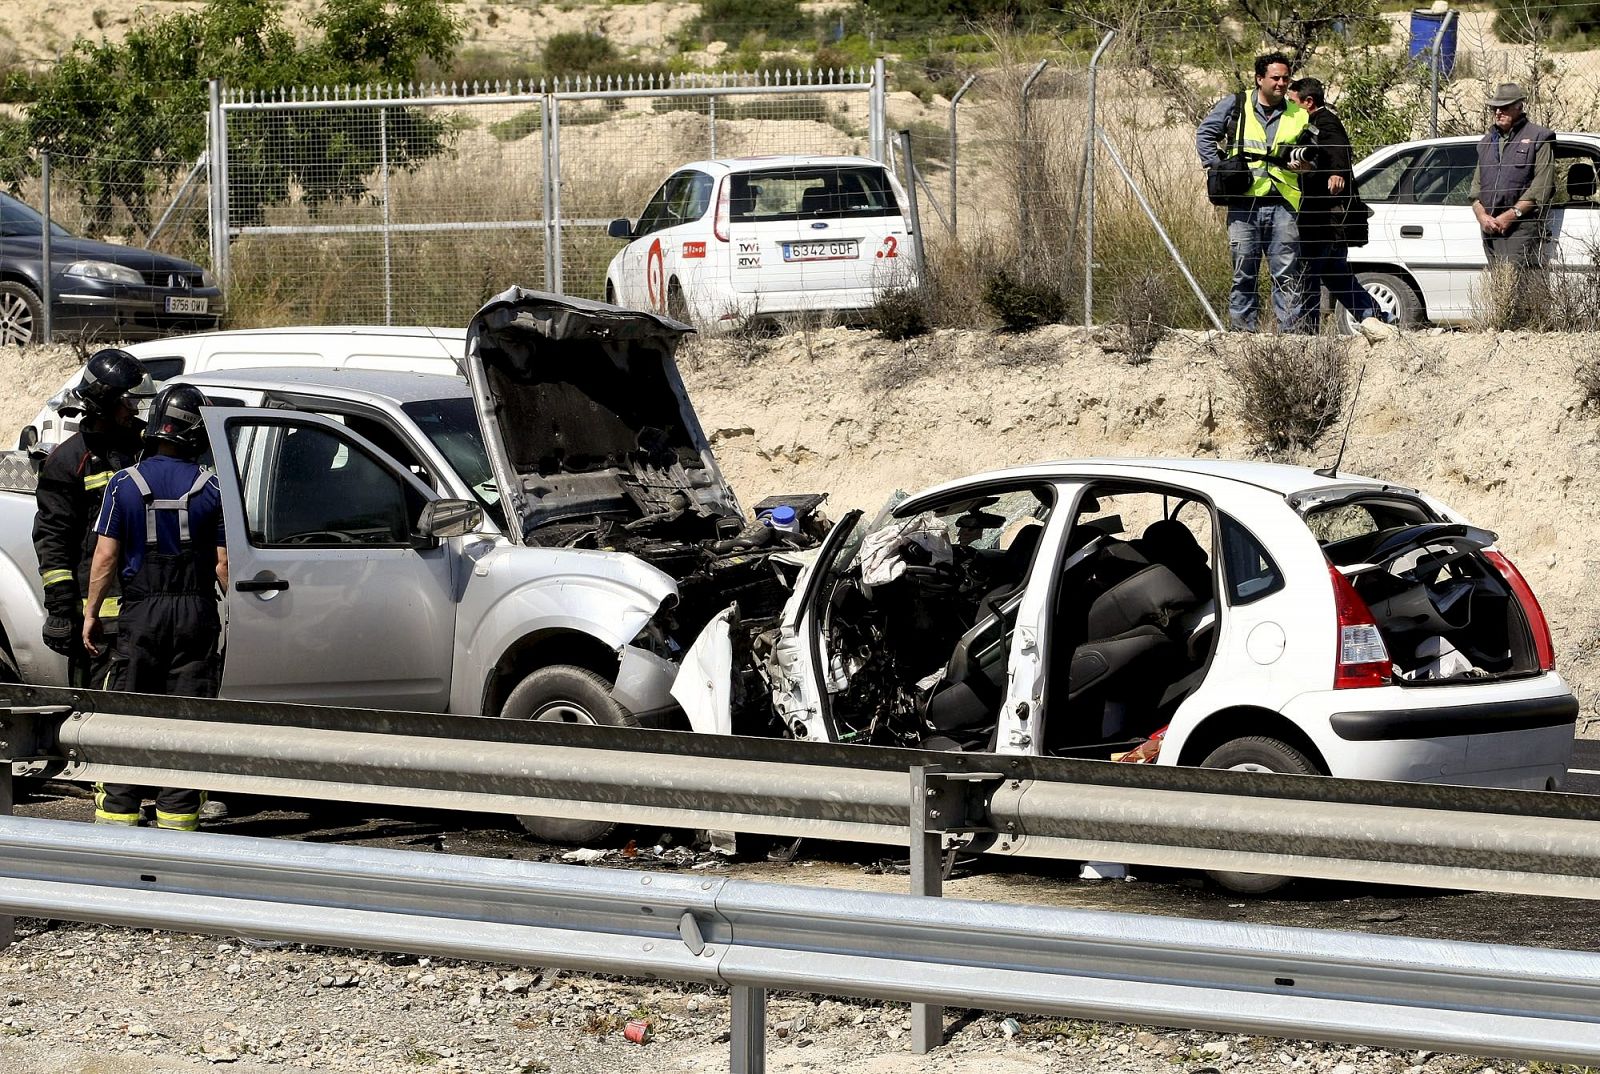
[
  {"x1": 530, "y1": 700, "x2": 597, "y2": 725},
  {"x1": 0, "y1": 293, "x2": 34, "y2": 346},
  {"x1": 1363, "y1": 280, "x2": 1401, "y2": 321}
]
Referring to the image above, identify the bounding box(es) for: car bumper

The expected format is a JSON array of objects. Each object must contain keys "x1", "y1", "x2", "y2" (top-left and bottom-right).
[
  {"x1": 696, "y1": 282, "x2": 919, "y2": 322},
  {"x1": 1284, "y1": 673, "x2": 1577, "y2": 789},
  {"x1": 53, "y1": 282, "x2": 223, "y2": 341}
]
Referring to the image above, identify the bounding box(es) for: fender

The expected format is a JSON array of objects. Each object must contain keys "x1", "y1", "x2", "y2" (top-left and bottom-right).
[
  {"x1": 448, "y1": 542, "x2": 678, "y2": 715},
  {"x1": 0, "y1": 491, "x2": 67, "y2": 686}
]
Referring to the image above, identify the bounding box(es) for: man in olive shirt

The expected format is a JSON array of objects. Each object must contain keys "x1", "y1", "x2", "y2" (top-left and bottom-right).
[{"x1": 1471, "y1": 82, "x2": 1555, "y2": 268}]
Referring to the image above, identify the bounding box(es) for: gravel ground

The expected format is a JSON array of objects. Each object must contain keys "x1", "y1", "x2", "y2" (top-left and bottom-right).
[{"x1": 0, "y1": 916, "x2": 1537, "y2": 1074}]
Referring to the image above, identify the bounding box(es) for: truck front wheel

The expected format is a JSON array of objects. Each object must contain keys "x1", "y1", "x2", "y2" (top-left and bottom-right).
[{"x1": 499, "y1": 664, "x2": 639, "y2": 844}]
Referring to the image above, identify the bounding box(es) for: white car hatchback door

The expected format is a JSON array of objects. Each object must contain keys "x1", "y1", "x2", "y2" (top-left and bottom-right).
[{"x1": 724, "y1": 161, "x2": 911, "y2": 309}]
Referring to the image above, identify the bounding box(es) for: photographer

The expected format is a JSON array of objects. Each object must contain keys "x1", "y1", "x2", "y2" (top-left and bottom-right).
[
  {"x1": 1196, "y1": 53, "x2": 1316, "y2": 332},
  {"x1": 1286, "y1": 78, "x2": 1393, "y2": 337}
]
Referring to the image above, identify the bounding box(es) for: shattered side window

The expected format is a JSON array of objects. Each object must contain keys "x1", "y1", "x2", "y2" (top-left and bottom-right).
[{"x1": 1219, "y1": 513, "x2": 1284, "y2": 605}]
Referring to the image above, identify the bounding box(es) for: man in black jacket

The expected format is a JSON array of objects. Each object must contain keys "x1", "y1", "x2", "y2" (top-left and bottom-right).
[
  {"x1": 1287, "y1": 78, "x2": 1391, "y2": 336},
  {"x1": 32, "y1": 348, "x2": 150, "y2": 689}
]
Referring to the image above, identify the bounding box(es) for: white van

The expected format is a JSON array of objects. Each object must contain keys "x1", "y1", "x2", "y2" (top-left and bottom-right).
[{"x1": 20, "y1": 325, "x2": 465, "y2": 452}]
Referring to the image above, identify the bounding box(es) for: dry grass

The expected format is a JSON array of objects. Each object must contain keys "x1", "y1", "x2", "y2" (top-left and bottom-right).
[
  {"x1": 1224, "y1": 333, "x2": 1353, "y2": 454},
  {"x1": 1110, "y1": 267, "x2": 1169, "y2": 364}
]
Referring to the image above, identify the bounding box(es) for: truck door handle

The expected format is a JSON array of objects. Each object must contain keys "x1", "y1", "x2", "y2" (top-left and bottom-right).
[
  {"x1": 1400, "y1": 225, "x2": 1424, "y2": 237},
  {"x1": 235, "y1": 573, "x2": 289, "y2": 593}
]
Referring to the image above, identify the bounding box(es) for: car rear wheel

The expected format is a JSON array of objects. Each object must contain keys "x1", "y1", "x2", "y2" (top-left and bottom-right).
[
  {"x1": 498, "y1": 664, "x2": 639, "y2": 845},
  {"x1": 667, "y1": 278, "x2": 689, "y2": 323},
  {"x1": 1201, "y1": 736, "x2": 1321, "y2": 895},
  {"x1": 0, "y1": 282, "x2": 43, "y2": 346},
  {"x1": 1353, "y1": 271, "x2": 1423, "y2": 329}
]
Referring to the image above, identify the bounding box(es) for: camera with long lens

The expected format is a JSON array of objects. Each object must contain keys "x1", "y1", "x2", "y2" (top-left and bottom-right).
[{"x1": 1281, "y1": 144, "x2": 1321, "y2": 168}]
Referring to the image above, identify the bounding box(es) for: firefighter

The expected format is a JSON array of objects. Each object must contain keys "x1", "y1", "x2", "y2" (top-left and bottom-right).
[
  {"x1": 82, "y1": 384, "x2": 229, "y2": 830},
  {"x1": 33, "y1": 348, "x2": 151, "y2": 689}
]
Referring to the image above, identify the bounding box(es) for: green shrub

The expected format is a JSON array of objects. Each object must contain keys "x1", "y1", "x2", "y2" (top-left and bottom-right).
[
  {"x1": 1225, "y1": 335, "x2": 1350, "y2": 454},
  {"x1": 542, "y1": 32, "x2": 619, "y2": 77},
  {"x1": 982, "y1": 269, "x2": 1065, "y2": 331},
  {"x1": 487, "y1": 108, "x2": 541, "y2": 142},
  {"x1": 869, "y1": 286, "x2": 930, "y2": 340},
  {"x1": 694, "y1": 0, "x2": 813, "y2": 42}
]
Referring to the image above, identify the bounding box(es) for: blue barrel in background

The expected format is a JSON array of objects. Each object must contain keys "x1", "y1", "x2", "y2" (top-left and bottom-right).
[{"x1": 1408, "y1": 10, "x2": 1458, "y2": 75}]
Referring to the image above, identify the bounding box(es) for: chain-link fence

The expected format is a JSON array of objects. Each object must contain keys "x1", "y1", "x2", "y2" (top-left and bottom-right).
[{"x1": 214, "y1": 68, "x2": 883, "y2": 328}]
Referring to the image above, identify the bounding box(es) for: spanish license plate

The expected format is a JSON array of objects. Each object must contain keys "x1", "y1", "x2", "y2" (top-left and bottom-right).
[
  {"x1": 165, "y1": 296, "x2": 208, "y2": 315},
  {"x1": 781, "y1": 240, "x2": 859, "y2": 263}
]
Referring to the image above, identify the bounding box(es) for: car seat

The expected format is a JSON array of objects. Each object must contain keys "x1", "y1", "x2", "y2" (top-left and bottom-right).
[
  {"x1": 1134, "y1": 518, "x2": 1212, "y2": 598},
  {"x1": 1568, "y1": 160, "x2": 1597, "y2": 203}
]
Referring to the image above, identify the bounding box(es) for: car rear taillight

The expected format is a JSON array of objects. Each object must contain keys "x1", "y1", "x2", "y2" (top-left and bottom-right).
[
  {"x1": 1328, "y1": 562, "x2": 1390, "y2": 689},
  {"x1": 713, "y1": 178, "x2": 730, "y2": 242},
  {"x1": 1484, "y1": 550, "x2": 1555, "y2": 671}
]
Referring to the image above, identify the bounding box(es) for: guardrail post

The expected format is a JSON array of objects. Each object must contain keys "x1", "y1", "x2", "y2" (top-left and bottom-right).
[
  {"x1": 730, "y1": 984, "x2": 766, "y2": 1073},
  {"x1": 909, "y1": 765, "x2": 944, "y2": 1053}
]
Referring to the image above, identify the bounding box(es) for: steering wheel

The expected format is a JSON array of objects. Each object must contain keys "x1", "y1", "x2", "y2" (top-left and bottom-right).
[{"x1": 283, "y1": 530, "x2": 357, "y2": 545}]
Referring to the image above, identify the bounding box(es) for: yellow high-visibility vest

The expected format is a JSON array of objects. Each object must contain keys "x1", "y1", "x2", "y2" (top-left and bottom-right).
[{"x1": 1234, "y1": 100, "x2": 1312, "y2": 210}]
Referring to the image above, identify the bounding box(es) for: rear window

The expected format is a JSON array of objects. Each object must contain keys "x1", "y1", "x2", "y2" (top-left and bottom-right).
[
  {"x1": 1219, "y1": 513, "x2": 1283, "y2": 605},
  {"x1": 1304, "y1": 495, "x2": 1437, "y2": 565},
  {"x1": 730, "y1": 165, "x2": 898, "y2": 222}
]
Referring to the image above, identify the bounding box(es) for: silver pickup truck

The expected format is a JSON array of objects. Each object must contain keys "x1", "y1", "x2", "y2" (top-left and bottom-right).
[{"x1": 0, "y1": 289, "x2": 816, "y2": 838}]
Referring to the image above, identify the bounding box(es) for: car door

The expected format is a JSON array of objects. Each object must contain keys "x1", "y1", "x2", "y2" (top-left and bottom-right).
[
  {"x1": 203, "y1": 407, "x2": 459, "y2": 710},
  {"x1": 1392, "y1": 142, "x2": 1483, "y2": 319},
  {"x1": 615, "y1": 171, "x2": 714, "y2": 315},
  {"x1": 1549, "y1": 142, "x2": 1600, "y2": 274}
]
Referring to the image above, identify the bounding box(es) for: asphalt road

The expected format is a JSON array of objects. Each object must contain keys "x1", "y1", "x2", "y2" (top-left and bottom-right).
[{"x1": 1567, "y1": 738, "x2": 1600, "y2": 793}]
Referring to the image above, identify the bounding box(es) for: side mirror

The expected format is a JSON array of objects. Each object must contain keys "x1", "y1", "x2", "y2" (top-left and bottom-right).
[
  {"x1": 607, "y1": 218, "x2": 634, "y2": 240},
  {"x1": 416, "y1": 498, "x2": 483, "y2": 540}
]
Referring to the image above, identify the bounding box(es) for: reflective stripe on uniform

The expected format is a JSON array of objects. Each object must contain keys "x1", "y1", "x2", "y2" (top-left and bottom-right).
[
  {"x1": 83, "y1": 471, "x2": 112, "y2": 491},
  {"x1": 81, "y1": 595, "x2": 120, "y2": 618},
  {"x1": 94, "y1": 783, "x2": 140, "y2": 825},
  {"x1": 154, "y1": 810, "x2": 199, "y2": 832},
  {"x1": 41, "y1": 569, "x2": 73, "y2": 587}
]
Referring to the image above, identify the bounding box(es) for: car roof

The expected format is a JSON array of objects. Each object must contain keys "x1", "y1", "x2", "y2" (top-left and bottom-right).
[
  {"x1": 123, "y1": 325, "x2": 466, "y2": 354},
  {"x1": 670, "y1": 154, "x2": 888, "y2": 175},
  {"x1": 900, "y1": 457, "x2": 1409, "y2": 507},
  {"x1": 182, "y1": 365, "x2": 471, "y2": 406},
  {"x1": 1357, "y1": 131, "x2": 1600, "y2": 165}
]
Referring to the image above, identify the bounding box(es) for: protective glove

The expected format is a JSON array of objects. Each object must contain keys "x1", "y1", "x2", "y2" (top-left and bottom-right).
[{"x1": 42, "y1": 614, "x2": 79, "y2": 657}]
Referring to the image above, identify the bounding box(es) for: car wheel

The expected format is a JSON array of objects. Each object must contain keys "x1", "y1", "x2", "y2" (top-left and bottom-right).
[
  {"x1": 1353, "y1": 271, "x2": 1423, "y2": 329},
  {"x1": 498, "y1": 664, "x2": 639, "y2": 845},
  {"x1": 667, "y1": 278, "x2": 689, "y2": 323},
  {"x1": 0, "y1": 282, "x2": 43, "y2": 346},
  {"x1": 605, "y1": 280, "x2": 617, "y2": 305},
  {"x1": 1200, "y1": 736, "x2": 1321, "y2": 895}
]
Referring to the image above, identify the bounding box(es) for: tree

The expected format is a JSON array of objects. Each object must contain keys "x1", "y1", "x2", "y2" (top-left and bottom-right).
[{"x1": 18, "y1": 0, "x2": 461, "y2": 237}]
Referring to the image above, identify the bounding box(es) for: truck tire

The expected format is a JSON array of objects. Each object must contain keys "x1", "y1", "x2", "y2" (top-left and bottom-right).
[
  {"x1": 499, "y1": 664, "x2": 639, "y2": 845},
  {"x1": 1200, "y1": 736, "x2": 1322, "y2": 896}
]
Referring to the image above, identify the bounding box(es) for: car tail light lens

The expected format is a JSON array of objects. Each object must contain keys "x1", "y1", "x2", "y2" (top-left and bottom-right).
[
  {"x1": 713, "y1": 178, "x2": 730, "y2": 242},
  {"x1": 1484, "y1": 550, "x2": 1555, "y2": 671},
  {"x1": 1328, "y1": 562, "x2": 1390, "y2": 689}
]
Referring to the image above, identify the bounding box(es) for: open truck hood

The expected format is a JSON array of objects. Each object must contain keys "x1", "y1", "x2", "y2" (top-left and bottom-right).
[{"x1": 464, "y1": 288, "x2": 741, "y2": 544}]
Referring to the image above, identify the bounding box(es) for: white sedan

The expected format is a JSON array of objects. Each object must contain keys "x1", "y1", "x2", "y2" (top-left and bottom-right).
[
  {"x1": 603, "y1": 154, "x2": 919, "y2": 325},
  {"x1": 1351, "y1": 132, "x2": 1600, "y2": 324},
  {"x1": 678, "y1": 458, "x2": 1575, "y2": 807}
]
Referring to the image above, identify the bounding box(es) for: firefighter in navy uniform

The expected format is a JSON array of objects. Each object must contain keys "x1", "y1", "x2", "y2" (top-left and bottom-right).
[
  {"x1": 32, "y1": 348, "x2": 150, "y2": 689},
  {"x1": 82, "y1": 384, "x2": 229, "y2": 830}
]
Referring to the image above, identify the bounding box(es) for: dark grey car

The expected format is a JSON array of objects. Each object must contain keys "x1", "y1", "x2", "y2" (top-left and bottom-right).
[{"x1": 0, "y1": 192, "x2": 223, "y2": 346}]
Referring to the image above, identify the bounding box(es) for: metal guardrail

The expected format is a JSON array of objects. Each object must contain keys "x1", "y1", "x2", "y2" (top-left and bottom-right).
[
  {"x1": 1, "y1": 815, "x2": 1598, "y2": 1069},
  {"x1": 7, "y1": 684, "x2": 1600, "y2": 899}
]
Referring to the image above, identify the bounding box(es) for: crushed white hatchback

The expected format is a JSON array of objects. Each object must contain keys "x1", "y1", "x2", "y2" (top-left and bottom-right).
[
  {"x1": 603, "y1": 155, "x2": 918, "y2": 324},
  {"x1": 677, "y1": 458, "x2": 1575, "y2": 797}
]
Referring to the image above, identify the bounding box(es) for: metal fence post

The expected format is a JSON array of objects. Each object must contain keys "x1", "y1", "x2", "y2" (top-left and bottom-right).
[
  {"x1": 895, "y1": 130, "x2": 928, "y2": 293},
  {"x1": 540, "y1": 93, "x2": 555, "y2": 291},
  {"x1": 730, "y1": 984, "x2": 766, "y2": 1073},
  {"x1": 870, "y1": 57, "x2": 887, "y2": 161},
  {"x1": 39, "y1": 152, "x2": 51, "y2": 344},
  {"x1": 709, "y1": 95, "x2": 718, "y2": 158},
  {"x1": 379, "y1": 108, "x2": 393, "y2": 326},
  {"x1": 1429, "y1": 10, "x2": 1458, "y2": 138},
  {"x1": 207, "y1": 79, "x2": 225, "y2": 283},
  {"x1": 948, "y1": 75, "x2": 976, "y2": 237},
  {"x1": 1017, "y1": 60, "x2": 1048, "y2": 271},
  {"x1": 550, "y1": 99, "x2": 565, "y2": 295},
  {"x1": 1081, "y1": 32, "x2": 1115, "y2": 327},
  {"x1": 909, "y1": 765, "x2": 944, "y2": 1053},
  {"x1": 216, "y1": 84, "x2": 232, "y2": 287},
  {"x1": 1096, "y1": 129, "x2": 1225, "y2": 332}
]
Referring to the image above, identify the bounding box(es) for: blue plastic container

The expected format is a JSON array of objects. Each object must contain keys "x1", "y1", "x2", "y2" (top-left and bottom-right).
[{"x1": 1408, "y1": 10, "x2": 1458, "y2": 76}]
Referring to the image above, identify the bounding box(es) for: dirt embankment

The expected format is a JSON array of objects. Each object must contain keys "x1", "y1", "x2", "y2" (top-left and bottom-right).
[
  {"x1": 4, "y1": 325, "x2": 1596, "y2": 725},
  {"x1": 676, "y1": 325, "x2": 1600, "y2": 727}
]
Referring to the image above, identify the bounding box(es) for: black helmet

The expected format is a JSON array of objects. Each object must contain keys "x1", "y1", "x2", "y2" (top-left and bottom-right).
[
  {"x1": 71, "y1": 348, "x2": 150, "y2": 419},
  {"x1": 143, "y1": 384, "x2": 209, "y2": 455}
]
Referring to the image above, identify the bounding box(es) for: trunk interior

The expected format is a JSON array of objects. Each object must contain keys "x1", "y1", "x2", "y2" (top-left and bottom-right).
[{"x1": 1308, "y1": 498, "x2": 1540, "y2": 684}]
